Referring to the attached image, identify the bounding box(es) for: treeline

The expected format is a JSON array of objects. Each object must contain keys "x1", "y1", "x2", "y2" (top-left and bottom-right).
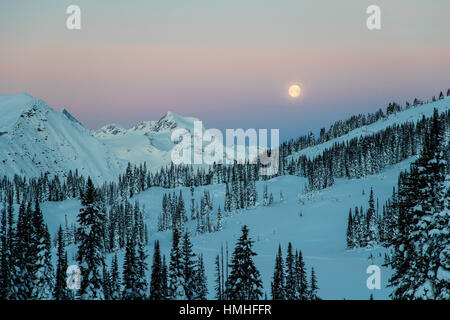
[
  {"x1": 346, "y1": 109, "x2": 450, "y2": 300},
  {"x1": 285, "y1": 108, "x2": 450, "y2": 191},
  {"x1": 281, "y1": 89, "x2": 450, "y2": 157}
]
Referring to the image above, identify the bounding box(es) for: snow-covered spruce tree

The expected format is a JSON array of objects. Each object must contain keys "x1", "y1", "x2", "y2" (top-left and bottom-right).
[
  {"x1": 122, "y1": 236, "x2": 140, "y2": 299},
  {"x1": 193, "y1": 254, "x2": 208, "y2": 300},
  {"x1": 214, "y1": 255, "x2": 222, "y2": 300},
  {"x1": 76, "y1": 177, "x2": 106, "y2": 300},
  {"x1": 387, "y1": 169, "x2": 417, "y2": 298},
  {"x1": 271, "y1": 244, "x2": 285, "y2": 300},
  {"x1": 168, "y1": 228, "x2": 185, "y2": 299},
  {"x1": 181, "y1": 232, "x2": 197, "y2": 300},
  {"x1": 225, "y1": 225, "x2": 263, "y2": 300},
  {"x1": 54, "y1": 226, "x2": 69, "y2": 300},
  {"x1": 224, "y1": 183, "x2": 231, "y2": 213},
  {"x1": 109, "y1": 254, "x2": 121, "y2": 300},
  {"x1": 190, "y1": 186, "x2": 195, "y2": 220},
  {"x1": 216, "y1": 206, "x2": 223, "y2": 231},
  {"x1": 0, "y1": 200, "x2": 12, "y2": 299},
  {"x1": 150, "y1": 240, "x2": 165, "y2": 300},
  {"x1": 284, "y1": 242, "x2": 297, "y2": 300},
  {"x1": 135, "y1": 238, "x2": 149, "y2": 299},
  {"x1": 295, "y1": 250, "x2": 308, "y2": 300},
  {"x1": 12, "y1": 201, "x2": 33, "y2": 299},
  {"x1": 102, "y1": 263, "x2": 111, "y2": 300},
  {"x1": 309, "y1": 267, "x2": 319, "y2": 300},
  {"x1": 30, "y1": 199, "x2": 54, "y2": 300},
  {"x1": 346, "y1": 209, "x2": 354, "y2": 248}
]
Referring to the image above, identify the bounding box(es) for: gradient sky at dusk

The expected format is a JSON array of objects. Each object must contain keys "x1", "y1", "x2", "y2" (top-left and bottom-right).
[{"x1": 1, "y1": 0, "x2": 450, "y2": 141}]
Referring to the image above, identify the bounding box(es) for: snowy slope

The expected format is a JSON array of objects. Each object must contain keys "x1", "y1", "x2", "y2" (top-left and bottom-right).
[
  {"x1": 289, "y1": 97, "x2": 450, "y2": 161},
  {"x1": 0, "y1": 93, "x2": 124, "y2": 182},
  {"x1": 40, "y1": 158, "x2": 417, "y2": 300}
]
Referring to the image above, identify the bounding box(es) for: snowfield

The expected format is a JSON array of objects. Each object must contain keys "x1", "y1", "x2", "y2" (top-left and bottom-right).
[{"x1": 41, "y1": 158, "x2": 417, "y2": 300}]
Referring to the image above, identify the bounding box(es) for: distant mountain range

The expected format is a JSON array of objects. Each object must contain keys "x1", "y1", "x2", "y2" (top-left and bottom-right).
[
  {"x1": 0, "y1": 93, "x2": 204, "y2": 182},
  {"x1": 1, "y1": 92, "x2": 449, "y2": 183}
]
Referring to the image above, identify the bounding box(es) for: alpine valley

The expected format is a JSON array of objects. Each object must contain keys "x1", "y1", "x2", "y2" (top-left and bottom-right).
[{"x1": 0, "y1": 91, "x2": 449, "y2": 300}]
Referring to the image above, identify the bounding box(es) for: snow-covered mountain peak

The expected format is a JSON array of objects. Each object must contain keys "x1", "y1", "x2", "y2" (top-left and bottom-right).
[
  {"x1": 0, "y1": 93, "x2": 44, "y2": 131},
  {"x1": 0, "y1": 93, "x2": 125, "y2": 182},
  {"x1": 94, "y1": 123, "x2": 127, "y2": 138},
  {"x1": 151, "y1": 110, "x2": 199, "y2": 133}
]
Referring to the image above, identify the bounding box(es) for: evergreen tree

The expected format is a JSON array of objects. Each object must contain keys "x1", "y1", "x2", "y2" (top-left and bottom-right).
[
  {"x1": 168, "y1": 229, "x2": 185, "y2": 299},
  {"x1": 309, "y1": 267, "x2": 319, "y2": 300},
  {"x1": 135, "y1": 239, "x2": 148, "y2": 299},
  {"x1": 181, "y1": 232, "x2": 197, "y2": 300},
  {"x1": 30, "y1": 199, "x2": 54, "y2": 299},
  {"x1": 193, "y1": 254, "x2": 208, "y2": 300},
  {"x1": 102, "y1": 263, "x2": 111, "y2": 300},
  {"x1": 346, "y1": 209, "x2": 353, "y2": 248},
  {"x1": 225, "y1": 225, "x2": 263, "y2": 299},
  {"x1": 76, "y1": 177, "x2": 105, "y2": 300},
  {"x1": 122, "y1": 236, "x2": 140, "y2": 299},
  {"x1": 110, "y1": 254, "x2": 121, "y2": 300},
  {"x1": 214, "y1": 255, "x2": 222, "y2": 300},
  {"x1": 150, "y1": 240, "x2": 165, "y2": 300},
  {"x1": 54, "y1": 226, "x2": 69, "y2": 300},
  {"x1": 295, "y1": 250, "x2": 308, "y2": 300},
  {"x1": 284, "y1": 242, "x2": 297, "y2": 300},
  {"x1": 271, "y1": 244, "x2": 285, "y2": 300}
]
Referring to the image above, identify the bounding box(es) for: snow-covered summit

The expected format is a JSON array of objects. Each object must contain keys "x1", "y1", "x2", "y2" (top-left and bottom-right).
[
  {"x1": 0, "y1": 93, "x2": 124, "y2": 182},
  {"x1": 93, "y1": 111, "x2": 206, "y2": 172},
  {"x1": 95, "y1": 111, "x2": 201, "y2": 137}
]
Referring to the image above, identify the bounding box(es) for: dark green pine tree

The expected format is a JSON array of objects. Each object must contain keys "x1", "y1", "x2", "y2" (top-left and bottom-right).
[
  {"x1": 54, "y1": 226, "x2": 69, "y2": 300},
  {"x1": 30, "y1": 199, "x2": 54, "y2": 299},
  {"x1": 122, "y1": 236, "x2": 140, "y2": 299},
  {"x1": 135, "y1": 239, "x2": 149, "y2": 299},
  {"x1": 271, "y1": 244, "x2": 286, "y2": 300},
  {"x1": 309, "y1": 267, "x2": 319, "y2": 300},
  {"x1": 387, "y1": 169, "x2": 417, "y2": 298},
  {"x1": 295, "y1": 250, "x2": 308, "y2": 300},
  {"x1": 0, "y1": 201, "x2": 11, "y2": 299},
  {"x1": 181, "y1": 232, "x2": 197, "y2": 300},
  {"x1": 225, "y1": 225, "x2": 263, "y2": 300},
  {"x1": 168, "y1": 228, "x2": 185, "y2": 299},
  {"x1": 214, "y1": 255, "x2": 222, "y2": 300},
  {"x1": 102, "y1": 263, "x2": 111, "y2": 300},
  {"x1": 346, "y1": 209, "x2": 353, "y2": 248},
  {"x1": 13, "y1": 201, "x2": 34, "y2": 299},
  {"x1": 110, "y1": 254, "x2": 121, "y2": 300},
  {"x1": 150, "y1": 240, "x2": 165, "y2": 300},
  {"x1": 76, "y1": 177, "x2": 106, "y2": 300},
  {"x1": 284, "y1": 242, "x2": 297, "y2": 300},
  {"x1": 193, "y1": 254, "x2": 208, "y2": 300}
]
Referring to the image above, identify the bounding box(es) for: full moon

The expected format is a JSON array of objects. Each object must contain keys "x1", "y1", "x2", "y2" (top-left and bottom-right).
[{"x1": 288, "y1": 84, "x2": 301, "y2": 98}]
